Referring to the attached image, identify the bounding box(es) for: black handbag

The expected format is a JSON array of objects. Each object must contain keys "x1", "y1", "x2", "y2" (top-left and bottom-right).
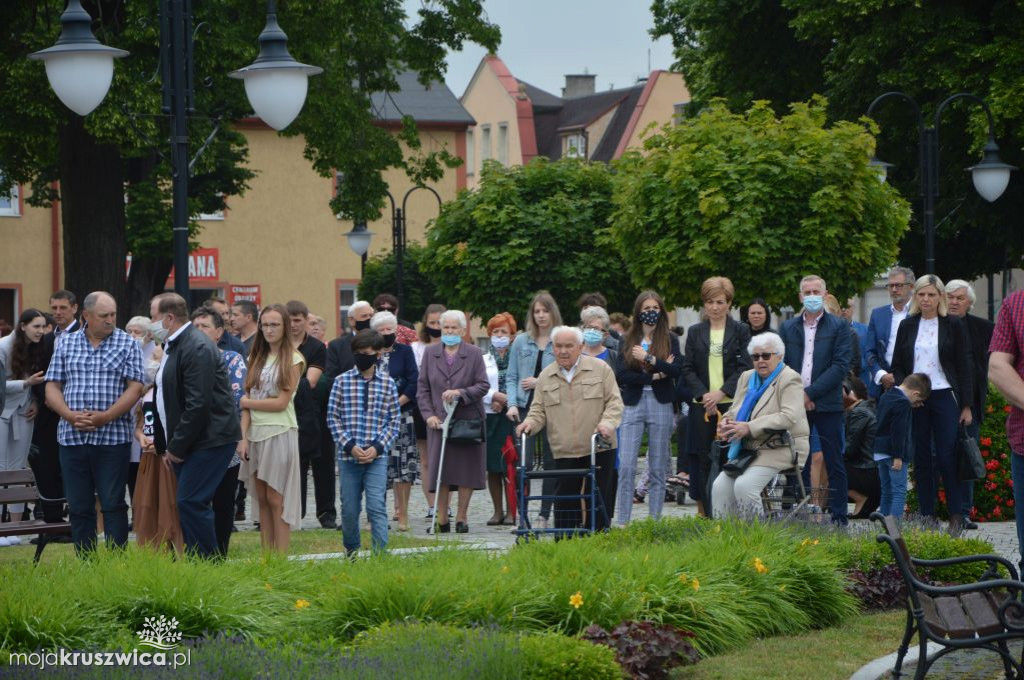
[
  {"x1": 447, "y1": 418, "x2": 486, "y2": 444},
  {"x1": 713, "y1": 440, "x2": 758, "y2": 477},
  {"x1": 956, "y1": 425, "x2": 985, "y2": 481}
]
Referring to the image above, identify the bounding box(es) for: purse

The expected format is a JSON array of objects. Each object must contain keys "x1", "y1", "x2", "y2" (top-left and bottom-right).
[
  {"x1": 713, "y1": 439, "x2": 758, "y2": 477},
  {"x1": 956, "y1": 425, "x2": 985, "y2": 481},
  {"x1": 447, "y1": 417, "x2": 486, "y2": 444}
]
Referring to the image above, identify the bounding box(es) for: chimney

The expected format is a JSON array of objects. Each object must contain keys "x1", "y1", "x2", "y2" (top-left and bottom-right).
[{"x1": 562, "y1": 73, "x2": 596, "y2": 98}]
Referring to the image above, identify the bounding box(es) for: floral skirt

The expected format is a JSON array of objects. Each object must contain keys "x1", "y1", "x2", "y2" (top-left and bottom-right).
[{"x1": 387, "y1": 410, "x2": 419, "y2": 487}]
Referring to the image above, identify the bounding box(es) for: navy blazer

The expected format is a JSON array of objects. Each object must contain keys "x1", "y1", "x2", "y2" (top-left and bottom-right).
[
  {"x1": 874, "y1": 387, "x2": 914, "y2": 462},
  {"x1": 865, "y1": 304, "x2": 905, "y2": 376},
  {"x1": 681, "y1": 317, "x2": 752, "y2": 401},
  {"x1": 615, "y1": 332, "x2": 683, "y2": 406},
  {"x1": 963, "y1": 313, "x2": 995, "y2": 417},
  {"x1": 779, "y1": 311, "x2": 851, "y2": 413},
  {"x1": 385, "y1": 342, "x2": 419, "y2": 410},
  {"x1": 890, "y1": 314, "x2": 973, "y2": 407}
]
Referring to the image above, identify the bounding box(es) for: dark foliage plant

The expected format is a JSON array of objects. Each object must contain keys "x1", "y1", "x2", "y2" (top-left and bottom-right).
[
  {"x1": 845, "y1": 565, "x2": 909, "y2": 612},
  {"x1": 583, "y1": 620, "x2": 701, "y2": 679}
]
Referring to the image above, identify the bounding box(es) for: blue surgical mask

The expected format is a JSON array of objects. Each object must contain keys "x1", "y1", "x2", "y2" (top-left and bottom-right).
[
  {"x1": 582, "y1": 329, "x2": 604, "y2": 346},
  {"x1": 441, "y1": 334, "x2": 462, "y2": 347},
  {"x1": 803, "y1": 295, "x2": 824, "y2": 313},
  {"x1": 490, "y1": 335, "x2": 510, "y2": 350}
]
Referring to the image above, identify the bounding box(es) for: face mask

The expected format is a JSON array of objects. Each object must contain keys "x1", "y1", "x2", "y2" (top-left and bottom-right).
[
  {"x1": 144, "y1": 360, "x2": 160, "y2": 385},
  {"x1": 441, "y1": 334, "x2": 462, "y2": 347},
  {"x1": 149, "y1": 319, "x2": 169, "y2": 344},
  {"x1": 582, "y1": 329, "x2": 604, "y2": 347},
  {"x1": 490, "y1": 335, "x2": 510, "y2": 350},
  {"x1": 354, "y1": 319, "x2": 371, "y2": 331},
  {"x1": 354, "y1": 353, "x2": 378, "y2": 372},
  {"x1": 134, "y1": 335, "x2": 145, "y2": 346},
  {"x1": 637, "y1": 310, "x2": 661, "y2": 327},
  {"x1": 426, "y1": 326, "x2": 442, "y2": 338},
  {"x1": 803, "y1": 295, "x2": 824, "y2": 313},
  {"x1": 381, "y1": 333, "x2": 396, "y2": 348}
]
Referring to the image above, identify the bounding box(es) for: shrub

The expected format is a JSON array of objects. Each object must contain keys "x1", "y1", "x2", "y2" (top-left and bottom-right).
[
  {"x1": 845, "y1": 565, "x2": 908, "y2": 611},
  {"x1": 583, "y1": 621, "x2": 700, "y2": 679}
]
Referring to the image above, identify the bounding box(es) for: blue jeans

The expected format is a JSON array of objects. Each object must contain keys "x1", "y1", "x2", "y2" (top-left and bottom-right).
[
  {"x1": 173, "y1": 443, "x2": 235, "y2": 559},
  {"x1": 807, "y1": 410, "x2": 848, "y2": 524},
  {"x1": 59, "y1": 443, "x2": 130, "y2": 554},
  {"x1": 1012, "y1": 453, "x2": 1024, "y2": 573},
  {"x1": 877, "y1": 457, "x2": 908, "y2": 517},
  {"x1": 339, "y1": 456, "x2": 388, "y2": 554}
]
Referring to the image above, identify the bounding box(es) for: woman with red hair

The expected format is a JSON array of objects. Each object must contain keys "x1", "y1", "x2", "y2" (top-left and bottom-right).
[{"x1": 483, "y1": 312, "x2": 517, "y2": 525}]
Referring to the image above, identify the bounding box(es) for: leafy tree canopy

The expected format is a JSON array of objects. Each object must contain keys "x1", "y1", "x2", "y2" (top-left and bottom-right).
[
  {"x1": 358, "y1": 242, "x2": 439, "y2": 324},
  {"x1": 608, "y1": 98, "x2": 911, "y2": 310}
]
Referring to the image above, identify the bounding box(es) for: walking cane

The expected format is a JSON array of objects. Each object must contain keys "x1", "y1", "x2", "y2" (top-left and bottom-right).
[{"x1": 427, "y1": 395, "x2": 459, "y2": 534}]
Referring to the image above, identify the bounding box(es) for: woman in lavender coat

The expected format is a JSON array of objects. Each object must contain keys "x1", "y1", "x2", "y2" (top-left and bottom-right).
[{"x1": 417, "y1": 310, "x2": 490, "y2": 533}]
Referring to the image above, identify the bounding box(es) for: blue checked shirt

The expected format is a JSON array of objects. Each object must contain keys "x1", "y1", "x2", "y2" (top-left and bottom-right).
[
  {"x1": 327, "y1": 367, "x2": 401, "y2": 462},
  {"x1": 45, "y1": 327, "x2": 145, "y2": 446}
]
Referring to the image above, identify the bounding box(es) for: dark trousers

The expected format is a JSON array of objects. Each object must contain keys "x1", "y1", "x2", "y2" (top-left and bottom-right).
[
  {"x1": 235, "y1": 480, "x2": 247, "y2": 516},
  {"x1": 686, "y1": 404, "x2": 729, "y2": 513},
  {"x1": 807, "y1": 410, "x2": 848, "y2": 523},
  {"x1": 846, "y1": 463, "x2": 881, "y2": 518},
  {"x1": 213, "y1": 463, "x2": 240, "y2": 557},
  {"x1": 300, "y1": 439, "x2": 337, "y2": 521},
  {"x1": 913, "y1": 388, "x2": 962, "y2": 517},
  {"x1": 553, "y1": 450, "x2": 616, "y2": 532},
  {"x1": 59, "y1": 443, "x2": 130, "y2": 554},
  {"x1": 173, "y1": 443, "x2": 235, "y2": 559},
  {"x1": 30, "y1": 414, "x2": 64, "y2": 523},
  {"x1": 525, "y1": 431, "x2": 555, "y2": 519},
  {"x1": 126, "y1": 461, "x2": 140, "y2": 509}
]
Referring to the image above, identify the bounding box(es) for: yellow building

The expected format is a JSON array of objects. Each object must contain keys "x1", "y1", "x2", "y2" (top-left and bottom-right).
[{"x1": 0, "y1": 72, "x2": 473, "y2": 337}]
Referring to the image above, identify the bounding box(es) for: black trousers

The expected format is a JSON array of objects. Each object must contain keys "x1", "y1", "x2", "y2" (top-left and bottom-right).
[
  {"x1": 29, "y1": 412, "x2": 65, "y2": 523},
  {"x1": 553, "y1": 450, "x2": 616, "y2": 533},
  {"x1": 300, "y1": 433, "x2": 337, "y2": 521},
  {"x1": 212, "y1": 463, "x2": 240, "y2": 557}
]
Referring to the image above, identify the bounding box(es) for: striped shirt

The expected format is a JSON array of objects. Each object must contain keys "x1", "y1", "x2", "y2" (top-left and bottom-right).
[
  {"x1": 45, "y1": 326, "x2": 145, "y2": 446},
  {"x1": 327, "y1": 367, "x2": 401, "y2": 462}
]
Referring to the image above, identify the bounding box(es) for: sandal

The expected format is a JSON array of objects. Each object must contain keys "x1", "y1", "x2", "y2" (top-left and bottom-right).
[{"x1": 667, "y1": 474, "x2": 690, "y2": 489}]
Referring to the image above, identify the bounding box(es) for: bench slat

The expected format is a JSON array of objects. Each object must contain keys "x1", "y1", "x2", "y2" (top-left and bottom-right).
[
  {"x1": 919, "y1": 594, "x2": 948, "y2": 637},
  {"x1": 0, "y1": 519, "x2": 72, "y2": 538},
  {"x1": 962, "y1": 592, "x2": 1002, "y2": 636},
  {"x1": 0, "y1": 470, "x2": 38, "y2": 485},
  {"x1": 934, "y1": 596, "x2": 975, "y2": 639},
  {"x1": 0, "y1": 486, "x2": 38, "y2": 504}
]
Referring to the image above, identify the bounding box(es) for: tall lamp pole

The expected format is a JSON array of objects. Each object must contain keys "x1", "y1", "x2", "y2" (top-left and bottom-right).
[
  {"x1": 866, "y1": 92, "x2": 1015, "y2": 275},
  {"x1": 31, "y1": 0, "x2": 321, "y2": 300}
]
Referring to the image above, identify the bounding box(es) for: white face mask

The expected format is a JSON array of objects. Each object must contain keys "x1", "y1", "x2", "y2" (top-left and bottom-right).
[
  {"x1": 149, "y1": 318, "x2": 169, "y2": 344},
  {"x1": 144, "y1": 359, "x2": 161, "y2": 385}
]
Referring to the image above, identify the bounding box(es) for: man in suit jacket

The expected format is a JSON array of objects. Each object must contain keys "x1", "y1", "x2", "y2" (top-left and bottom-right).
[
  {"x1": 151, "y1": 293, "x2": 242, "y2": 559},
  {"x1": 779, "y1": 275, "x2": 852, "y2": 524},
  {"x1": 865, "y1": 267, "x2": 915, "y2": 398}
]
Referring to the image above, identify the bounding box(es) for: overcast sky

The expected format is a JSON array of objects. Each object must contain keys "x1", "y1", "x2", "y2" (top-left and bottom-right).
[{"x1": 403, "y1": 0, "x2": 678, "y2": 98}]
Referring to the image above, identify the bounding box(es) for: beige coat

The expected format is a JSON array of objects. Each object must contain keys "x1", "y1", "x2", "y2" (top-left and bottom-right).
[
  {"x1": 724, "y1": 366, "x2": 810, "y2": 471},
  {"x1": 523, "y1": 355, "x2": 623, "y2": 458}
]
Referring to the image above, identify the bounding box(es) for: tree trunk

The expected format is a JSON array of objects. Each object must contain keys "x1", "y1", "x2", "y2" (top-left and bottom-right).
[
  {"x1": 58, "y1": 117, "x2": 128, "y2": 322},
  {"x1": 125, "y1": 255, "x2": 173, "y2": 318}
]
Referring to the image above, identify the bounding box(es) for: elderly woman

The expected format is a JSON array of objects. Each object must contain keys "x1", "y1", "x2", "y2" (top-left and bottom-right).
[
  {"x1": 483, "y1": 312, "x2": 517, "y2": 525},
  {"x1": 712, "y1": 332, "x2": 809, "y2": 517},
  {"x1": 370, "y1": 310, "x2": 419, "y2": 531},
  {"x1": 580, "y1": 306, "x2": 617, "y2": 367},
  {"x1": 417, "y1": 309, "x2": 490, "y2": 533}
]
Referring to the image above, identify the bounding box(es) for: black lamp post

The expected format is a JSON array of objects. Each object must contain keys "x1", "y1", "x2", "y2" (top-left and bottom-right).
[
  {"x1": 345, "y1": 186, "x2": 442, "y2": 310},
  {"x1": 866, "y1": 92, "x2": 1015, "y2": 275},
  {"x1": 31, "y1": 0, "x2": 321, "y2": 300}
]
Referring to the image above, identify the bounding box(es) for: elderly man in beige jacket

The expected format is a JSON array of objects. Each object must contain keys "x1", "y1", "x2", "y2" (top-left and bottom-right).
[{"x1": 517, "y1": 326, "x2": 623, "y2": 531}]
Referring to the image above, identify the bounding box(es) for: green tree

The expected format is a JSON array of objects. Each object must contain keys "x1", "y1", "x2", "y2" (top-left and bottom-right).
[
  {"x1": 419, "y1": 159, "x2": 635, "y2": 324},
  {"x1": 358, "y1": 243, "x2": 439, "y2": 324},
  {"x1": 609, "y1": 98, "x2": 911, "y2": 310},
  {"x1": 0, "y1": 0, "x2": 498, "y2": 315}
]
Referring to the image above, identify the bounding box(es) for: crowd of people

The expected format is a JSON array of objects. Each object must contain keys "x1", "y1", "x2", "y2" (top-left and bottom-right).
[{"x1": 2, "y1": 263, "x2": 1022, "y2": 559}]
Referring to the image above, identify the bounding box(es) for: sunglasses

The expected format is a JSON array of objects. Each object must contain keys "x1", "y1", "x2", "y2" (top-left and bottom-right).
[
  {"x1": 751, "y1": 352, "x2": 775, "y2": 361},
  {"x1": 376, "y1": 306, "x2": 395, "y2": 312}
]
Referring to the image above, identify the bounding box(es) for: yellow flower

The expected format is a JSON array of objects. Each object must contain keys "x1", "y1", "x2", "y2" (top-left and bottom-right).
[
  {"x1": 679, "y1": 572, "x2": 688, "y2": 582},
  {"x1": 295, "y1": 599, "x2": 311, "y2": 610},
  {"x1": 692, "y1": 578, "x2": 700, "y2": 592},
  {"x1": 501, "y1": 566, "x2": 510, "y2": 574},
  {"x1": 569, "y1": 591, "x2": 584, "y2": 609},
  {"x1": 801, "y1": 538, "x2": 810, "y2": 547},
  {"x1": 712, "y1": 524, "x2": 721, "y2": 534},
  {"x1": 778, "y1": 584, "x2": 787, "y2": 592},
  {"x1": 752, "y1": 557, "x2": 769, "y2": 575},
  {"x1": 264, "y1": 583, "x2": 273, "y2": 590},
  {"x1": 813, "y1": 539, "x2": 819, "y2": 546}
]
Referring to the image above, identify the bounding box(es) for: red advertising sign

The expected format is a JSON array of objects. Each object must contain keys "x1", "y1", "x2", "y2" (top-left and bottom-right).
[
  {"x1": 166, "y1": 248, "x2": 220, "y2": 282},
  {"x1": 229, "y1": 285, "x2": 261, "y2": 306}
]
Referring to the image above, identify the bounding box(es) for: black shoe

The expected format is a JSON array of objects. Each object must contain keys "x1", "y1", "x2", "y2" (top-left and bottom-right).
[
  {"x1": 230, "y1": 525, "x2": 238, "y2": 533},
  {"x1": 455, "y1": 522, "x2": 469, "y2": 534},
  {"x1": 436, "y1": 522, "x2": 451, "y2": 533},
  {"x1": 319, "y1": 516, "x2": 338, "y2": 529},
  {"x1": 964, "y1": 520, "x2": 979, "y2": 530},
  {"x1": 234, "y1": 510, "x2": 245, "y2": 521}
]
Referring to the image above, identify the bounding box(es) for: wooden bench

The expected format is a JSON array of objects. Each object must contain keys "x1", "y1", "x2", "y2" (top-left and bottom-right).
[
  {"x1": 873, "y1": 512, "x2": 1024, "y2": 678},
  {"x1": 0, "y1": 469, "x2": 72, "y2": 562}
]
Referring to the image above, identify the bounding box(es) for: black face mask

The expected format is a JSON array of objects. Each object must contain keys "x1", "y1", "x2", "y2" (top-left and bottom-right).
[
  {"x1": 354, "y1": 353, "x2": 378, "y2": 372},
  {"x1": 426, "y1": 326, "x2": 442, "y2": 338},
  {"x1": 354, "y1": 319, "x2": 371, "y2": 331},
  {"x1": 382, "y1": 333, "x2": 396, "y2": 348}
]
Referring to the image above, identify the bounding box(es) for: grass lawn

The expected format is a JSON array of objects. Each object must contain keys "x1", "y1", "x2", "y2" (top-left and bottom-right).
[
  {"x1": 0, "y1": 527, "x2": 434, "y2": 564},
  {"x1": 674, "y1": 609, "x2": 905, "y2": 680}
]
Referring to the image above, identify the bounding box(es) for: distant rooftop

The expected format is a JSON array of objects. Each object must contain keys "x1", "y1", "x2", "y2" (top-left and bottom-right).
[{"x1": 370, "y1": 71, "x2": 475, "y2": 125}]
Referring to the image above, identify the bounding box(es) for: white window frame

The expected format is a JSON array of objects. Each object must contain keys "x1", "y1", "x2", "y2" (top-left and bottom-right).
[
  {"x1": 195, "y1": 194, "x2": 226, "y2": 221},
  {"x1": 497, "y1": 123, "x2": 508, "y2": 166},
  {"x1": 466, "y1": 128, "x2": 475, "y2": 176},
  {"x1": 564, "y1": 133, "x2": 586, "y2": 159},
  {"x1": 338, "y1": 284, "x2": 358, "y2": 329},
  {"x1": 0, "y1": 175, "x2": 20, "y2": 217},
  {"x1": 480, "y1": 125, "x2": 492, "y2": 161}
]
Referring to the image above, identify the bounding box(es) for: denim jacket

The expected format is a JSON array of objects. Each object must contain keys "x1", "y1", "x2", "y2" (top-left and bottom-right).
[{"x1": 505, "y1": 332, "x2": 556, "y2": 410}]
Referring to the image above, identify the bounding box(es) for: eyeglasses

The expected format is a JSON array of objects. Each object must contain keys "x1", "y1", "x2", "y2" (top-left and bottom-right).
[
  {"x1": 888, "y1": 283, "x2": 910, "y2": 289},
  {"x1": 376, "y1": 306, "x2": 395, "y2": 312},
  {"x1": 751, "y1": 352, "x2": 775, "y2": 361}
]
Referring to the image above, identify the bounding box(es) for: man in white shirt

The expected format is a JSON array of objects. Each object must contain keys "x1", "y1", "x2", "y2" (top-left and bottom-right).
[{"x1": 866, "y1": 267, "x2": 915, "y2": 396}]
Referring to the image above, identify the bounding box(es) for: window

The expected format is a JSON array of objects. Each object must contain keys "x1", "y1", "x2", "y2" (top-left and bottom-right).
[
  {"x1": 673, "y1": 102, "x2": 689, "y2": 125},
  {"x1": 480, "y1": 125, "x2": 492, "y2": 161},
  {"x1": 0, "y1": 174, "x2": 20, "y2": 217},
  {"x1": 497, "y1": 123, "x2": 508, "y2": 166},
  {"x1": 563, "y1": 133, "x2": 586, "y2": 159},
  {"x1": 0, "y1": 288, "x2": 18, "y2": 329},
  {"x1": 466, "y1": 129, "x2": 475, "y2": 176},
  {"x1": 338, "y1": 284, "x2": 358, "y2": 330}
]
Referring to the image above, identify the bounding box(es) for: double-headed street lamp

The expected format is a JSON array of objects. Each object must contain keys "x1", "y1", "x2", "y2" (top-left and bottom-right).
[
  {"x1": 345, "y1": 186, "x2": 443, "y2": 311},
  {"x1": 866, "y1": 91, "x2": 1016, "y2": 275},
  {"x1": 30, "y1": 0, "x2": 322, "y2": 299}
]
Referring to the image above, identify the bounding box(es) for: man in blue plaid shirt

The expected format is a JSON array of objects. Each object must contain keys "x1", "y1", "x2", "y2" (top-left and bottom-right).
[
  {"x1": 44, "y1": 291, "x2": 144, "y2": 553},
  {"x1": 326, "y1": 329, "x2": 401, "y2": 556}
]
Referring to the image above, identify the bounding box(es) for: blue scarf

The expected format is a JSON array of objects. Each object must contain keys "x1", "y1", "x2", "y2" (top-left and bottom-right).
[{"x1": 728, "y1": 363, "x2": 785, "y2": 460}]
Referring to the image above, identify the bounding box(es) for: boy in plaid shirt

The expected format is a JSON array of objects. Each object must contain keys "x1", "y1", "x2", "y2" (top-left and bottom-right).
[{"x1": 327, "y1": 329, "x2": 401, "y2": 555}]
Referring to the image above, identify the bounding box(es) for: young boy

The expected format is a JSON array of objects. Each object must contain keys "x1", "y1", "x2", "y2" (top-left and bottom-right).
[
  {"x1": 873, "y1": 373, "x2": 931, "y2": 518},
  {"x1": 326, "y1": 329, "x2": 401, "y2": 556}
]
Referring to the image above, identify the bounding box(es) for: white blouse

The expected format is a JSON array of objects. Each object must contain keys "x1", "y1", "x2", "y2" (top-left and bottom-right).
[{"x1": 912, "y1": 317, "x2": 951, "y2": 390}]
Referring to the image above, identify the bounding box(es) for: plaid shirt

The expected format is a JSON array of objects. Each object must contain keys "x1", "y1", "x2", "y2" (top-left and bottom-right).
[
  {"x1": 45, "y1": 326, "x2": 145, "y2": 446},
  {"x1": 990, "y1": 290, "x2": 1024, "y2": 455},
  {"x1": 327, "y1": 366, "x2": 401, "y2": 462}
]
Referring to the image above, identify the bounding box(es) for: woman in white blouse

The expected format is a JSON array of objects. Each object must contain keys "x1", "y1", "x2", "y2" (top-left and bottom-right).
[{"x1": 890, "y1": 274, "x2": 973, "y2": 530}]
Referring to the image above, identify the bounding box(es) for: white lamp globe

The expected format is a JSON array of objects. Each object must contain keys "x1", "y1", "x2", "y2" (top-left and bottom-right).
[
  {"x1": 240, "y1": 68, "x2": 310, "y2": 131},
  {"x1": 346, "y1": 223, "x2": 374, "y2": 257},
  {"x1": 971, "y1": 163, "x2": 1013, "y2": 203}
]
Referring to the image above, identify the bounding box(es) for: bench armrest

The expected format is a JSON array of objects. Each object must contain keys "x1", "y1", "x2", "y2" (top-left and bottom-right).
[{"x1": 912, "y1": 554, "x2": 1020, "y2": 581}]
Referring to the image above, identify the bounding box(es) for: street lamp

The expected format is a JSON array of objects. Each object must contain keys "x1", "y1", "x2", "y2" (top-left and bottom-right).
[
  {"x1": 31, "y1": 0, "x2": 321, "y2": 299},
  {"x1": 866, "y1": 91, "x2": 1016, "y2": 275},
  {"x1": 343, "y1": 186, "x2": 443, "y2": 310}
]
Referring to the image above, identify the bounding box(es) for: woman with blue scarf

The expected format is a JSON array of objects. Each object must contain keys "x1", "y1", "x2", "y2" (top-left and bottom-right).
[{"x1": 712, "y1": 332, "x2": 809, "y2": 517}]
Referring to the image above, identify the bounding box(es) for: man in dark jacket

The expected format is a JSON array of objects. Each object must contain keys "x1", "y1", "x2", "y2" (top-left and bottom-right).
[
  {"x1": 780, "y1": 275, "x2": 852, "y2": 524},
  {"x1": 151, "y1": 293, "x2": 242, "y2": 558},
  {"x1": 843, "y1": 378, "x2": 880, "y2": 519}
]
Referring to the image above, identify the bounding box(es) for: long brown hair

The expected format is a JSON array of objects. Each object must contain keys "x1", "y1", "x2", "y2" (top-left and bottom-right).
[
  {"x1": 244, "y1": 304, "x2": 301, "y2": 394},
  {"x1": 10, "y1": 308, "x2": 46, "y2": 378},
  {"x1": 417, "y1": 303, "x2": 446, "y2": 343},
  {"x1": 623, "y1": 290, "x2": 671, "y2": 370},
  {"x1": 525, "y1": 291, "x2": 562, "y2": 339}
]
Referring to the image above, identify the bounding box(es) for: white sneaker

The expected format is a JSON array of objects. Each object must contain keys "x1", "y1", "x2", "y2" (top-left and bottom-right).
[
  {"x1": 6, "y1": 536, "x2": 20, "y2": 546},
  {"x1": 0, "y1": 537, "x2": 11, "y2": 547}
]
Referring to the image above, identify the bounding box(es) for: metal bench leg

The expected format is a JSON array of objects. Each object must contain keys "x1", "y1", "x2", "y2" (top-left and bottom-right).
[
  {"x1": 913, "y1": 631, "x2": 929, "y2": 680},
  {"x1": 892, "y1": 609, "x2": 916, "y2": 678},
  {"x1": 33, "y1": 534, "x2": 49, "y2": 564}
]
